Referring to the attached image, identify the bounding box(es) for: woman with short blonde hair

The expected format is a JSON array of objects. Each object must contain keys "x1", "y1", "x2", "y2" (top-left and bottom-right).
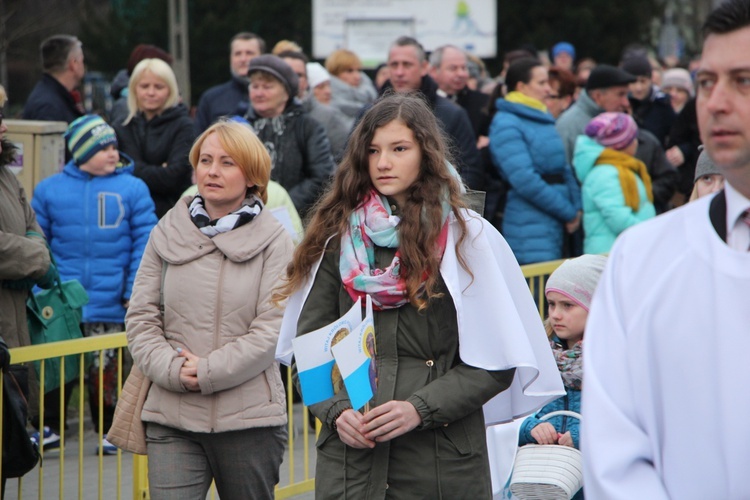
[
  {"x1": 115, "y1": 58, "x2": 195, "y2": 218},
  {"x1": 189, "y1": 120, "x2": 271, "y2": 205},
  {"x1": 125, "y1": 58, "x2": 180, "y2": 124}
]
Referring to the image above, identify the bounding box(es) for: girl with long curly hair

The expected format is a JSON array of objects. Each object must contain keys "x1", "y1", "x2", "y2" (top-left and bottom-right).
[{"x1": 275, "y1": 92, "x2": 563, "y2": 499}]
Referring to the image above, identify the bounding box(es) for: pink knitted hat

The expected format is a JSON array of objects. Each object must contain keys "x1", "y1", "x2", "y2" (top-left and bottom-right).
[{"x1": 585, "y1": 112, "x2": 638, "y2": 150}]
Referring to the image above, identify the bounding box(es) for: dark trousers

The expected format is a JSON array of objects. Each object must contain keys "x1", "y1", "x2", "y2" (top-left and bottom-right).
[
  {"x1": 30, "y1": 379, "x2": 75, "y2": 434},
  {"x1": 145, "y1": 422, "x2": 287, "y2": 500}
]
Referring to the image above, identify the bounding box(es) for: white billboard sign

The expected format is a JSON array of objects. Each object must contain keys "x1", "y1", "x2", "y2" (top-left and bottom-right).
[{"x1": 313, "y1": 0, "x2": 497, "y2": 67}]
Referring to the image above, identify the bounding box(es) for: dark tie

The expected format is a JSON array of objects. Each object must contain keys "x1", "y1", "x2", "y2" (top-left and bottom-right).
[{"x1": 742, "y1": 210, "x2": 750, "y2": 250}]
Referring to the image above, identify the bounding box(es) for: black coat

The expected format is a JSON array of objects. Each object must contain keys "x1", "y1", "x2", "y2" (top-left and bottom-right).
[
  {"x1": 636, "y1": 129, "x2": 679, "y2": 214},
  {"x1": 629, "y1": 88, "x2": 676, "y2": 148},
  {"x1": 115, "y1": 105, "x2": 195, "y2": 218},
  {"x1": 455, "y1": 86, "x2": 490, "y2": 138},
  {"x1": 667, "y1": 98, "x2": 701, "y2": 197},
  {"x1": 246, "y1": 103, "x2": 334, "y2": 219},
  {"x1": 454, "y1": 86, "x2": 502, "y2": 220},
  {"x1": 194, "y1": 77, "x2": 250, "y2": 134},
  {"x1": 22, "y1": 74, "x2": 82, "y2": 124}
]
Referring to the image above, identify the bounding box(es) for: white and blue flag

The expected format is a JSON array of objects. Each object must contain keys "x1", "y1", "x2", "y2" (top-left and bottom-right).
[
  {"x1": 292, "y1": 298, "x2": 362, "y2": 406},
  {"x1": 331, "y1": 295, "x2": 377, "y2": 411}
]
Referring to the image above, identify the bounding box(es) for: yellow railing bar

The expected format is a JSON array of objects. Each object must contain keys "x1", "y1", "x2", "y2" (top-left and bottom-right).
[
  {"x1": 58, "y1": 355, "x2": 65, "y2": 500},
  {"x1": 0, "y1": 370, "x2": 3, "y2": 488},
  {"x1": 38, "y1": 358, "x2": 45, "y2": 500},
  {"x1": 117, "y1": 346, "x2": 124, "y2": 500},
  {"x1": 78, "y1": 355, "x2": 85, "y2": 500},
  {"x1": 286, "y1": 367, "x2": 295, "y2": 486},
  {"x1": 11, "y1": 333, "x2": 128, "y2": 364},
  {"x1": 98, "y1": 349, "x2": 104, "y2": 498},
  {"x1": 521, "y1": 258, "x2": 566, "y2": 279}
]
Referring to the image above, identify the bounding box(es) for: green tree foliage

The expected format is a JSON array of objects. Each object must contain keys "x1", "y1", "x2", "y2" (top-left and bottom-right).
[
  {"x1": 79, "y1": 0, "x2": 169, "y2": 76},
  {"x1": 496, "y1": 0, "x2": 661, "y2": 66},
  {"x1": 189, "y1": 1, "x2": 310, "y2": 99},
  {"x1": 79, "y1": 0, "x2": 312, "y2": 106},
  {"x1": 78, "y1": 0, "x2": 659, "y2": 102}
]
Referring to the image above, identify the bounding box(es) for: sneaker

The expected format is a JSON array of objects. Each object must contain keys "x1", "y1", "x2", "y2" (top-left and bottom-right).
[
  {"x1": 96, "y1": 436, "x2": 118, "y2": 456},
  {"x1": 29, "y1": 426, "x2": 61, "y2": 452}
]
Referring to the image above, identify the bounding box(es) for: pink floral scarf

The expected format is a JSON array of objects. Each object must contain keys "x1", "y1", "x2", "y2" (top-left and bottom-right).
[{"x1": 339, "y1": 190, "x2": 449, "y2": 310}]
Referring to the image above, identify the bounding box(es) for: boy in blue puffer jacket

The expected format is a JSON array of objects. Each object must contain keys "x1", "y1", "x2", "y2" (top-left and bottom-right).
[{"x1": 31, "y1": 114, "x2": 156, "y2": 454}]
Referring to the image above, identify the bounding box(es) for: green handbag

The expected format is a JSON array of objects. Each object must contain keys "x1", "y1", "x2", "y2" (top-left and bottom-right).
[{"x1": 26, "y1": 276, "x2": 89, "y2": 393}]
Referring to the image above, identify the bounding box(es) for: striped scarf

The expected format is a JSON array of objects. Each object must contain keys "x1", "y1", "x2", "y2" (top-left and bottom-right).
[{"x1": 189, "y1": 195, "x2": 262, "y2": 237}]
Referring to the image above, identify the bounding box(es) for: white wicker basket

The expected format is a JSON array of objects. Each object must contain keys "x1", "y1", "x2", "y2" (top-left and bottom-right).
[{"x1": 509, "y1": 410, "x2": 583, "y2": 500}]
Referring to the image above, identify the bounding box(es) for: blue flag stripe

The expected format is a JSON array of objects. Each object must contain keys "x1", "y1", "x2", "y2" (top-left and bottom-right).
[
  {"x1": 298, "y1": 360, "x2": 336, "y2": 406},
  {"x1": 344, "y1": 361, "x2": 374, "y2": 411}
]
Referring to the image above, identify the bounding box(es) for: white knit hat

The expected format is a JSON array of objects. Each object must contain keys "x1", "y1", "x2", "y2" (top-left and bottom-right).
[
  {"x1": 306, "y1": 62, "x2": 330, "y2": 90},
  {"x1": 545, "y1": 254, "x2": 608, "y2": 311},
  {"x1": 662, "y1": 68, "x2": 694, "y2": 98}
]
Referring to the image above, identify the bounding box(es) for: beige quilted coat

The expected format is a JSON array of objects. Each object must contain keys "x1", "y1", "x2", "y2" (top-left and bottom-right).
[{"x1": 125, "y1": 198, "x2": 293, "y2": 433}]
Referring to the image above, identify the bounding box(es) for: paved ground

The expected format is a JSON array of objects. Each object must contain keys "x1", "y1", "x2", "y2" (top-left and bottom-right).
[{"x1": 6, "y1": 404, "x2": 316, "y2": 499}]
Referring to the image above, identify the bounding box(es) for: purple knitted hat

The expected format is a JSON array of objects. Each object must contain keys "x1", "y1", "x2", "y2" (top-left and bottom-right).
[{"x1": 585, "y1": 112, "x2": 638, "y2": 150}]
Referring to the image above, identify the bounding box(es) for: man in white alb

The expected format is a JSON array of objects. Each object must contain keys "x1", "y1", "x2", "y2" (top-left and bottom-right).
[{"x1": 581, "y1": 1, "x2": 750, "y2": 498}]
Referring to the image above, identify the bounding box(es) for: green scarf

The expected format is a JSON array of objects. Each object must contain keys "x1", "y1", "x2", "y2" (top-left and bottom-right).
[{"x1": 505, "y1": 91, "x2": 548, "y2": 114}]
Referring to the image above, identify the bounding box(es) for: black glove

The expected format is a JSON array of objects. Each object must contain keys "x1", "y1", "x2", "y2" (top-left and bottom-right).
[
  {"x1": 35, "y1": 261, "x2": 58, "y2": 289},
  {"x1": 1, "y1": 261, "x2": 57, "y2": 291},
  {"x1": 1, "y1": 276, "x2": 37, "y2": 291},
  {"x1": 0, "y1": 336, "x2": 10, "y2": 373},
  {"x1": 25, "y1": 230, "x2": 59, "y2": 289}
]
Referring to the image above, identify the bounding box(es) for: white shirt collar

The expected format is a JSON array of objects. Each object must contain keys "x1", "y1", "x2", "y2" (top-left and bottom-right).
[{"x1": 724, "y1": 182, "x2": 750, "y2": 250}]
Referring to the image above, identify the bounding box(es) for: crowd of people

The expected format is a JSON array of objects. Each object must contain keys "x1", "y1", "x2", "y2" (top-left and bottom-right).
[{"x1": 2, "y1": 0, "x2": 750, "y2": 498}]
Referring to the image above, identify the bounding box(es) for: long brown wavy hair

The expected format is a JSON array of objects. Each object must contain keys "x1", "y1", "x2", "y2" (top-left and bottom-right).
[{"x1": 273, "y1": 92, "x2": 471, "y2": 310}]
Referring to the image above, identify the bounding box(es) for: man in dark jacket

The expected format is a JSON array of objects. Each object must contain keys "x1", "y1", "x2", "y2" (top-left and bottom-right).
[
  {"x1": 23, "y1": 34, "x2": 85, "y2": 123},
  {"x1": 557, "y1": 65, "x2": 679, "y2": 214},
  {"x1": 428, "y1": 44, "x2": 498, "y2": 217},
  {"x1": 621, "y1": 54, "x2": 676, "y2": 148},
  {"x1": 382, "y1": 37, "x2": 483, "y2": 190},
  {"x1": 429, "y1": 45, "x2": 489, "y2": 138},
  {"x1": 194, "y1": 32, "x2": 265, "y2": 134}
]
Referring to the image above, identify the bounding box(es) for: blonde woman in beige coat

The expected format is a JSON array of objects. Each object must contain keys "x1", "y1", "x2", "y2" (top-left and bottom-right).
[{"x1": 125, "y1": 120, "x2": 294, "y2": 500}]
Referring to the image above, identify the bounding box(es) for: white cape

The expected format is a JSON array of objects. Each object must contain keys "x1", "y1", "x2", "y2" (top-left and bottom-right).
[{"x1": 276, "y1": 209, "x2": 564, "y2": 425}]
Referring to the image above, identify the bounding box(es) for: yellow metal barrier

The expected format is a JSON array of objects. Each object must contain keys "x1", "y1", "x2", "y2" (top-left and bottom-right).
[
  {"x1": 3, "y1": 334, "x2": 317, "y2": 499},
  {"x1": 2, "y1": 259, "x2": 562, "y2": 499},
  {"x1": 522, "y1": 258, "x2": 566, "y2": 317}
]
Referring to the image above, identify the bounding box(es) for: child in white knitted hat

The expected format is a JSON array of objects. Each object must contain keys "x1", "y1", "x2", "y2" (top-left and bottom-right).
[{"x1": 514, "y1": 254, "x2": 608, "y2": 499}]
